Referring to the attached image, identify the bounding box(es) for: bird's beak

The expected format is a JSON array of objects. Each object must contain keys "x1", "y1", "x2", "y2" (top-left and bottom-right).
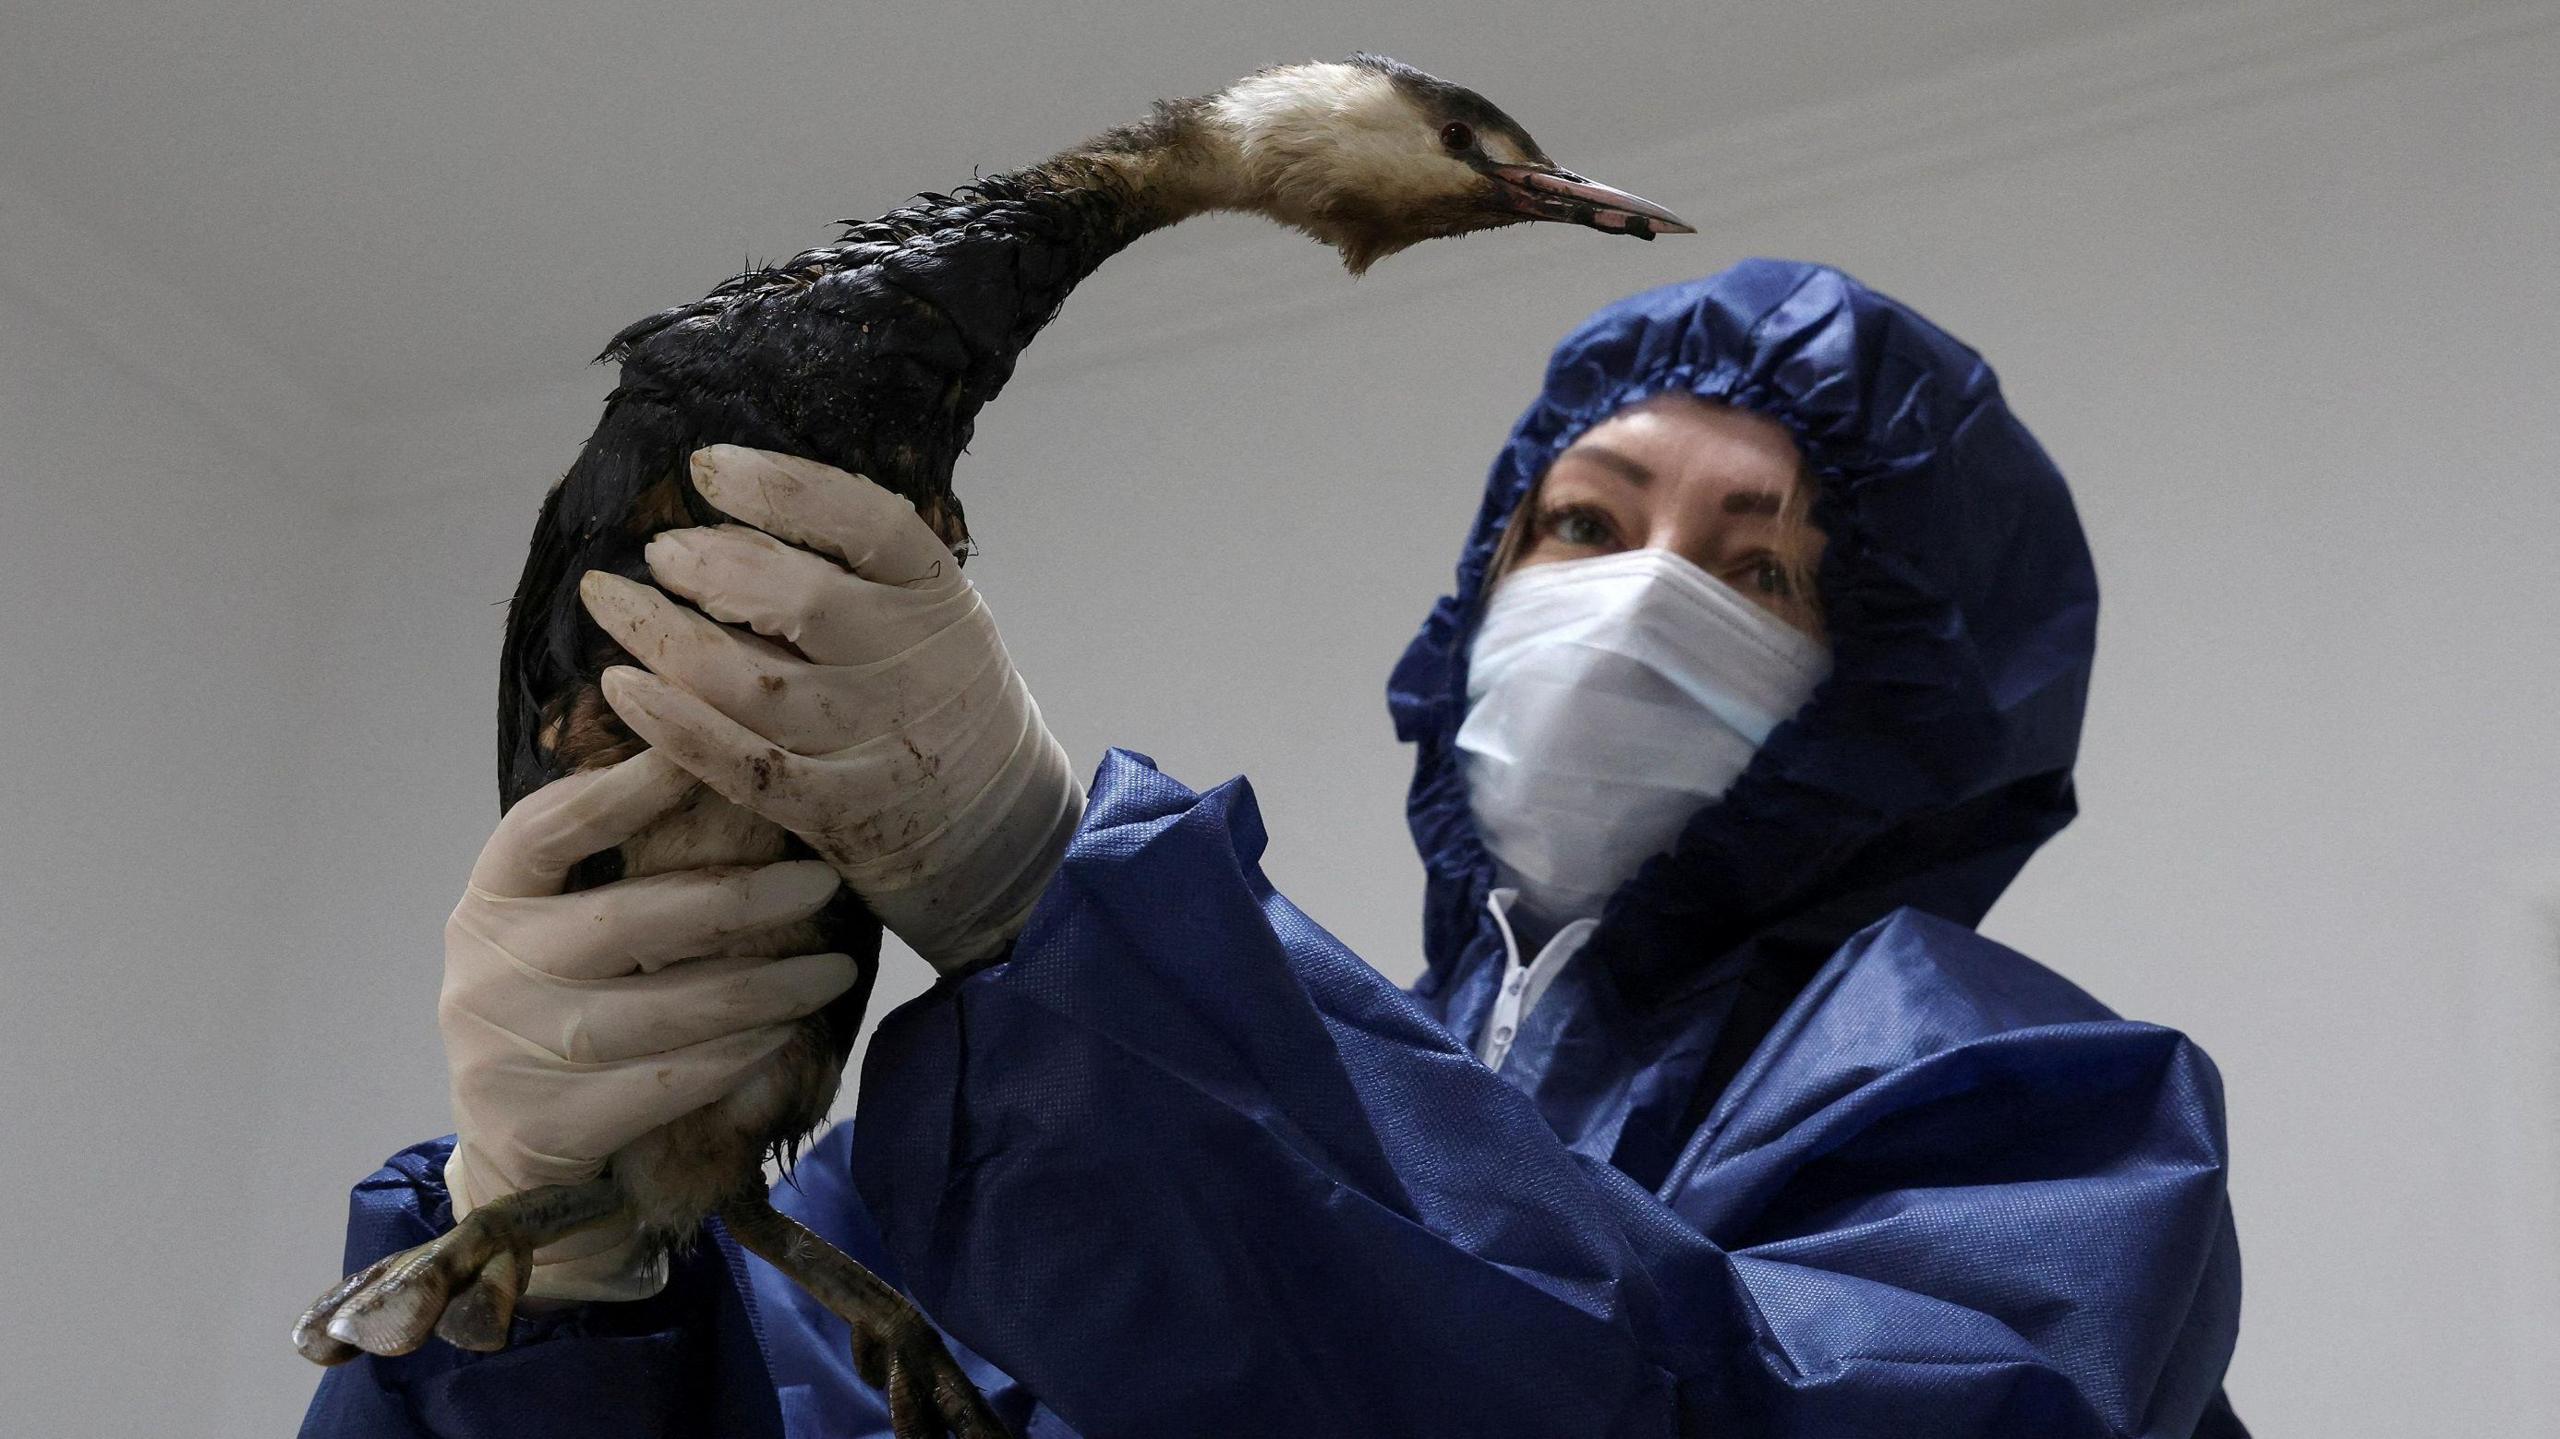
[{"x1": 1480, "y1": 162, "x2": 1694, "y2": 239}]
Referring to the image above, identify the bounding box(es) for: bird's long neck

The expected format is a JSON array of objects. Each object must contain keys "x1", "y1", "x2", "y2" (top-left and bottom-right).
[
  {"x1": 821, "y1": 97, "x2": 1256, "y2": 421},
  {"x1": 973, "y1": 95, "x2": 1256, "y2": 293},
  {"x1": 1051, "y1": 95, "x2": 1258, "y2": 234},
  {"x1": 611, "y1": 97, "x2": 1268, "y2": 556}
]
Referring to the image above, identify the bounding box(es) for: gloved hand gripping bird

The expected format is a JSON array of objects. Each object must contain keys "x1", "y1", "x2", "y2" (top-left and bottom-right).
[{"x1": 293, "y1": 53, "x2": 1687, "y2": 1435}]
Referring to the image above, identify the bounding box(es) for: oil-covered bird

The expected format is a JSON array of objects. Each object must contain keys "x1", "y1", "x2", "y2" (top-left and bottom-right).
[{"x1": 293, "y1": 52, "x2": 1688, "y2": 1435}]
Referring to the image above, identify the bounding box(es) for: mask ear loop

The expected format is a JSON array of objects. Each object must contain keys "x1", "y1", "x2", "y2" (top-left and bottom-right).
[
  {"x1": 1481, "y1": 474, "x2": 1545, "y2": 604},
  {"x1": 1452, "y1": 475, "x2": 1552, "y2": 721}
]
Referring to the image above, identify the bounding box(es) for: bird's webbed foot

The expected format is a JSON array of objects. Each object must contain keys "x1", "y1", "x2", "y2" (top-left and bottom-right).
[
  {"x1": 718, "y1": 1193, "x2": 1011, "y2": 1439},
  {"x1": 292, "y1": 1178, "x2": 629, "y2": 1364}
]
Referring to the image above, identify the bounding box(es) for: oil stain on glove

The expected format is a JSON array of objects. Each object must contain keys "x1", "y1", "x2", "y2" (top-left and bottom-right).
[{"x1": 581, "y1": 445, "x2": 1084, "y2": 973}]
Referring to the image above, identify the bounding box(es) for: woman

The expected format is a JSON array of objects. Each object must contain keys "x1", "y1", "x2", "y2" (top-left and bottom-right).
[{"x1": 304, "y1": 260, "x2": 2246, "y2": 1437}]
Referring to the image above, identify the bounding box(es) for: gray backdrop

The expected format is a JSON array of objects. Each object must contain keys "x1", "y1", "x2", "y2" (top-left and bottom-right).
[{"x1": 5, "y1": 0, "x2": 2557, "y2": 1433}]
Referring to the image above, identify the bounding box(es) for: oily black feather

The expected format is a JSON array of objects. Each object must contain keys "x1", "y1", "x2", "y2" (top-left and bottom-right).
[
  {"x1": 498, "y1": 160, "x2": 1158, "y2": 816},
  {"x1": 494, "y1": 159, "x2": 1172, "y2": 1084}
]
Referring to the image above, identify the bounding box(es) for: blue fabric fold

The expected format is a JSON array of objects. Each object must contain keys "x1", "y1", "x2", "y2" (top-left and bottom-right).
[{"x1": 845, "y1": 749, "x2": 2241, "y2": 1437}]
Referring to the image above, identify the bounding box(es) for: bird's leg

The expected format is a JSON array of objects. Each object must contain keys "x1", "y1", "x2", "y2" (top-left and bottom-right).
[
  {"x1": 717, "y1": 1193, "x2": 1011, "y2": 1439},
  {"x1": 293, "y1": 1178, "x2": 629, "y2": 1365}
]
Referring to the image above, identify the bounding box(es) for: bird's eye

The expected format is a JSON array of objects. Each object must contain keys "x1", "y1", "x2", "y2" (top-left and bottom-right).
[{"x1": 1439, "y1": 121, "x2": 1476, "y2": 152}]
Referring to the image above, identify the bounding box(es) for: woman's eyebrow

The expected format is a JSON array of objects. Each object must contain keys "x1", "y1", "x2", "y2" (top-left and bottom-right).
[
  {"x1": 1723, "y1": 490, "x2": 1784, "y2": 515},
  {"x1": 1564, "y1": 444, "x2": 1652, "y2": 486}
]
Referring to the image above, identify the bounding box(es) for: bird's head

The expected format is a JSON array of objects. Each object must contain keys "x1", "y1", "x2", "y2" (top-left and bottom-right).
[{"x1": 1205, "y1": 54, "x2": 1691, "y2": 275}]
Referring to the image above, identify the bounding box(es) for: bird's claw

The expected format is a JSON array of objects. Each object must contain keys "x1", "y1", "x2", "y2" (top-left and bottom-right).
[
  {"x1": 714, "y1": 1192, "x2": 1012, "y2": 1435},
  {"x1": 855, "y1": 1310, "x2": 1009, "y2": 1439},
  {"x1": 292, "y1": 1179, "x2": 627, "y2": 1366},
  {"x1": 292, "y1": 1225, "x2": 535, "y2": 1364}
]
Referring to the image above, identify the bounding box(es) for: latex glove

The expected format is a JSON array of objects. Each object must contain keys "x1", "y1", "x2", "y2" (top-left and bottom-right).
[
  {"x1": 578, "y1": 444, "x2": 1082, "y2": 972},
  {"x1": 439, "y1": 747, "x2": 861, "y2": 1301}
]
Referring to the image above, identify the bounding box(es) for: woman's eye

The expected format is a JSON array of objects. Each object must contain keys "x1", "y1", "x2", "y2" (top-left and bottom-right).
[
  {"x1": 1538, "y1": 504, "x2": 1615, "y2": 548},
  {"x1": 1748, "y1": 556, "x2": 1793, "y2": 597}
]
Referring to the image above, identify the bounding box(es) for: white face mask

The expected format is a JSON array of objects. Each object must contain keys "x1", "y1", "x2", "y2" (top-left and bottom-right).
[{"x1": 1455, "y1": 547, "x2": 1832, "y2": 924}]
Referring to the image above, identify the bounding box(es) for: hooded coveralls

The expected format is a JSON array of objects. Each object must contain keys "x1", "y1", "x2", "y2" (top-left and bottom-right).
[{"x1": 304, "y1": 260, "x2": 2246, "y2": 1439}]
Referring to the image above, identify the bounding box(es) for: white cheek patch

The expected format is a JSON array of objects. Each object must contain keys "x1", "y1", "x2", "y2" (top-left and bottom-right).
[{"x1": 1213, "y1": 63, "x2": 1481, "y2": 220}]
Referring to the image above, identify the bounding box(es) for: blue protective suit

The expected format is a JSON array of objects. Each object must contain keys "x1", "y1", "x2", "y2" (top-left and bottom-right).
[{"x1": 304, "y1": 260, "x2": 2245, "y2": 1438}]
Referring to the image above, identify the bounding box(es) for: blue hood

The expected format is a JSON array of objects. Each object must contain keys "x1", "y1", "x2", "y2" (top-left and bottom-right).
[{"x1": 1390, "y1": 259, "x2": 2099, "y2": 1006}]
